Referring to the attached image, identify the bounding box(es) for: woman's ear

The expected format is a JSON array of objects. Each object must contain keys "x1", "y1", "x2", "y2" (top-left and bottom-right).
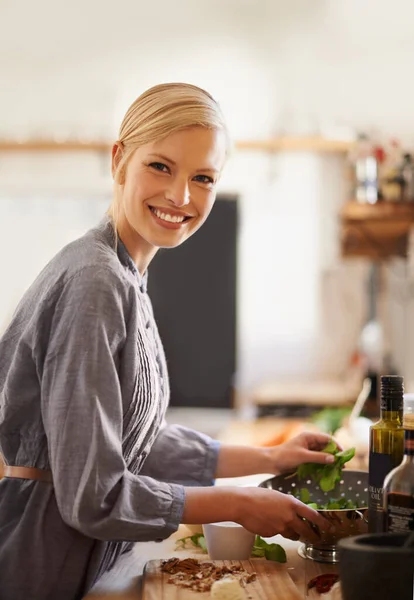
[{"x1": 112, "y1": 142, "x2": 125, "y2": 184}]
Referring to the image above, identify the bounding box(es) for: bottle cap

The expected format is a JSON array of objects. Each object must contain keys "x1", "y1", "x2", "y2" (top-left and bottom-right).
[{"x1": 380, "y1": 375, "x2": 404, "y2": 411}]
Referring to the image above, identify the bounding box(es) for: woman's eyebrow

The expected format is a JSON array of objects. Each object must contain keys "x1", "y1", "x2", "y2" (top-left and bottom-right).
[
  {"x1": 148, "y1": 153, "x2": 219, "y2": 174},
  {"x1": 147, "y1": 153, "x2": 176, "y2": 165}
]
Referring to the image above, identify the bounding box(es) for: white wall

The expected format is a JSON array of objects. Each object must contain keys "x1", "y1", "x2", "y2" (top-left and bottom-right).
[{"x1": 1, "y1": 0, "x2": 413, "y2": 394}]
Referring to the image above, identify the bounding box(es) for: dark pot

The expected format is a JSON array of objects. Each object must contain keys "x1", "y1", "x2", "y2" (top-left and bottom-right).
[{"x1": 338, "y1": 533, "x2": 414, "y2": 600}]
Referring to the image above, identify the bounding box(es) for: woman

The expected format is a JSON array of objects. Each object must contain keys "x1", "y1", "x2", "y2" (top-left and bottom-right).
[{"x1": 0, "y1": 83, "x2": 335, "y2": 600}]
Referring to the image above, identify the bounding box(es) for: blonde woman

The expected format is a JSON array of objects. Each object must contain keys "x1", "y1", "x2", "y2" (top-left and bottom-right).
[{"x1": 0, "y1": 83, "x2": 336, "y2": 600}]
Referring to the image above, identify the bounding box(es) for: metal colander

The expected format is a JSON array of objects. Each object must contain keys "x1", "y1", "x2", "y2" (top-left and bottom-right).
[{"x1": 259, "y1": 470, "x2": 369, "y2": 563}]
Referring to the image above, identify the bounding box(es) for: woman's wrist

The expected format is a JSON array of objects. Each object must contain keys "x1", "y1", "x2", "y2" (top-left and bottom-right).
[
  {"x1": 182, "y1": 486, "x2": 243, "y2": 524},
  {"x1": 215, "y1": 445, "x2": 277, "y2": 478}
]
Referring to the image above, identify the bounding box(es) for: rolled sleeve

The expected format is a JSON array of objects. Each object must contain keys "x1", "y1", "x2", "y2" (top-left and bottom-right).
[{"x1": 140, "y1": 423, "x2": 221, "y2": 487}]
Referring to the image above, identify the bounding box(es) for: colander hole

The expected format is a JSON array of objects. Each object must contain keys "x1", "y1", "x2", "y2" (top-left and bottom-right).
[
  {"x1": 341, "y1": 492, "x2": 345, "y2": 497},
  {"x1": 306, "y1": 480, "x2": 311, "y2": 485},
  {"x1": 364, "y1": 488, "x2": 368, "y2": 492},
  {"x1": 291, "y1": 483, "x2": 296, "y2": 488},
  {"x1": 340, "y1": 480, "x2": 344, "y2": 485},
  {"x1": 356, "y1": 493, "x2": 360, "y2": 497},
  {"x1": 278, "y1": 487, "x2": 282, "y2": 491},
  {"x1": 348, "y1": 486, "x2": 353, "y2": 491},
  {"x1": 357, "y1": 480, "x2": 361, "y2": 485}
]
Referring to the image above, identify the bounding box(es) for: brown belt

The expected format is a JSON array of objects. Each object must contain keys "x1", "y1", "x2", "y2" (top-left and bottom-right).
[{"x1": 1, "y1": 464, "x2": 53, "y2": 483}]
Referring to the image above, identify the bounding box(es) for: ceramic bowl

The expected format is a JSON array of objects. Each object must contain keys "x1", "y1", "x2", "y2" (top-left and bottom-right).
[{"x1": 202, "y1": 521, "x2": 255, "y2": 560}]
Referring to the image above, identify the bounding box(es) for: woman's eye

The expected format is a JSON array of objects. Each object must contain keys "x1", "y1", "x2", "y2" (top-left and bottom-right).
[
  {"x1": 193, "y1": 174, "x2": 214, "y2": 185},
  {"x1": 149, "y1": 162, "x2": 169, "y2": 173}
]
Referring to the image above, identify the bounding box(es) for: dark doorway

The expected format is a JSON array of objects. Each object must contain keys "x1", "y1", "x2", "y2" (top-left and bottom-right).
[{"x1": 147, "y1": 194, "x2": 238, "y2": 408}]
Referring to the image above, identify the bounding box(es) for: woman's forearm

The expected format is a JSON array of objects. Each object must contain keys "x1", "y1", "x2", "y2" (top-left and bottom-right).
[
  {"x1": 182, "y1": 486, "x2": 244, "y2": 524},
  {"x1": 215, "y1": 445, "x2": 274, "y2": 478}
]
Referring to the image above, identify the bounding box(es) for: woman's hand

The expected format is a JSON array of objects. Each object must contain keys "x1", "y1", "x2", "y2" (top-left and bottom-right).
[
  {"x1": 266, "y1": 431, "x2": 342, "y2": 475},
  {"x1": 235, "y1": 486, "x2": 331, "y2": 540},
  {"x1": 214, "y1": 432, "x2": 342, "y2": 479},
  {"x1": 183, "y1": 485, "x2": 333, "y2": 541}
]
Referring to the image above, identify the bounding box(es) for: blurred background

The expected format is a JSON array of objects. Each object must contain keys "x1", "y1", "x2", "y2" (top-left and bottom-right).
[{"x1": 2, "y1": 0, "x2": 414, "y2": 455}]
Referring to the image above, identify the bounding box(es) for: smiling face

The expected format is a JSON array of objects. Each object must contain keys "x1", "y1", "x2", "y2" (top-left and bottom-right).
[{"x1": 113, "y1": 126, "x2": 227, "y2": 273}]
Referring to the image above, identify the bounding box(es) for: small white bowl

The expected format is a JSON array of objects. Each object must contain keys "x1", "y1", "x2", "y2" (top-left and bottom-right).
[{"x1": 202, "y1": 522, "x2": 255, "y2": 560}]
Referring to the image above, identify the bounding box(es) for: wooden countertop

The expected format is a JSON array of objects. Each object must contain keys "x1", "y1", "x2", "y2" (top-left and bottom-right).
[{"x1": 84, "y1": 524, "x2": 340, "y2": 600}]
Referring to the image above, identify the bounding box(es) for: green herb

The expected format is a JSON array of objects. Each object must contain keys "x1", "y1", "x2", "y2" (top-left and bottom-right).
[
  {"x1": 297, "y1": 442, "x2": 355, "y2": 493},
  {"x1": 175, "y1": 533, "x2": 208, "y2": 552},
  {"x1": 175, "y1": 534, "x2": 286, "y2": 563},
  {"x1": 299, "y1": 488, "x2": 311, "y2": 504},
  {"x1": 311, "y1": 407, "x2": 352, "y2": 434},
  {"x1": 251, "y1": 536, "x2": 287, "y2": 563}
]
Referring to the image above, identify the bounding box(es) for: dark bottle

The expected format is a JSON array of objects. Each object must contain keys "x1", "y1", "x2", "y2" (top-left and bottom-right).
[
  {"x1": 384, "y1": 399, "x2": 414, "y2": 533},
  {"x1": 368, "y1": 375, "x2": 404, "y2": 533}
]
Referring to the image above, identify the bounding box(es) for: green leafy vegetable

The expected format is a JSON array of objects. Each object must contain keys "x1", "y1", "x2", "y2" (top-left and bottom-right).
[
  {"x1": 251, "y1": 536, "x2": 287, "y2": 563},
  {"x1": 322, "y1": 439, "x2": 339, "y2": 455},
  {"x1": 294, "y1": 443, "x2": 357, "y2": 509},
  {"x1": 175, "y1": 533, "x2": 207, "y2": 552},
  {"x1": 297, "y1": 442, "x2": 355, "y2": 493},
  {"x1": 299, "y1": 488, "x2": 311, "y2": 504},
  {"x1": 311, "y1": 407, "x2": 352, "y2": 434},
  {"x1": 175, "y1": 534, "x2": 286, "y2": 563}
]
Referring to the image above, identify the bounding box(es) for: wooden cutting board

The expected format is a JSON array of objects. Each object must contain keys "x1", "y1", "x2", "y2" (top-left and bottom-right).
[{"x1": 142, "y1": 559, "x2": 303, "y2": 600}]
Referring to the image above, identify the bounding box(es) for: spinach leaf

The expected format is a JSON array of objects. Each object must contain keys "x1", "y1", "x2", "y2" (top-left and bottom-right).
[
  {"x1": 176, "y1": 533, "x2": 287, "y2": 563},
  {"x1": 299, "y1": 488, "x2": 311, "y2": 503},
  {"x1": 251, "y1": 536, "x2": 287, "y2": 563},
  {"x1": 175, "y1": 533, "x2": 208, "y2": 552},
  {"x1": 297, "y1": 443, "x2": 355, "y2": 494}
]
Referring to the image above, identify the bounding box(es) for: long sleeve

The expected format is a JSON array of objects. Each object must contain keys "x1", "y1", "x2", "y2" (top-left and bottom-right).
[
  {"x1": 40, "y1": 267, "x2": 185, "y2": 542},
  {"x1": 140, "y1": 422, "x2": 220, "y2": 486}
]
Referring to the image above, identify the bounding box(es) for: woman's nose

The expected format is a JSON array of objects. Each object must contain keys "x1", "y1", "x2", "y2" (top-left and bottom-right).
[{"x1": 165, "y1": 179, "x2": 190, "y2": 207}]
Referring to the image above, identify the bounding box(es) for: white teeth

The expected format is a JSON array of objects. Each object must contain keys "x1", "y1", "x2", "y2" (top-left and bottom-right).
[{"x1": 153, "y1": 208, "x2": 185, "y2": 223}]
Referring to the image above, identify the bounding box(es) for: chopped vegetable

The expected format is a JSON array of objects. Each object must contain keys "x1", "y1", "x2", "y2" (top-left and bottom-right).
[{"x1": 308, "y1": 573, "x2": 340, "y2": 594}]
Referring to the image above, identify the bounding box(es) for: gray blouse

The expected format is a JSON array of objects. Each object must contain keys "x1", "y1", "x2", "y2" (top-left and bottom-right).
[{"x1": 0, "y1": 218, "x2": 220, "y2": 600}]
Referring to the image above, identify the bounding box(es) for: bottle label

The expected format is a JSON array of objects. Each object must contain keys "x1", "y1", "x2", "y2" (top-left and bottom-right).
[
  {"x1": 369, "y1": 451, "x2": 394, "y2": 507},
  {"x1": 368, "y1": 452, "x2": 394, "y2": 532},
  {"x1": 387, "y1": 493, "x2": 414, "y2": 533}
]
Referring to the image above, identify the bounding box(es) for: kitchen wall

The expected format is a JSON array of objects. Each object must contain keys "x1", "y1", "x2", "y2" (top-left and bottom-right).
[{"x1": 1, "y1": 0, "x2": 414, "y2": 395}]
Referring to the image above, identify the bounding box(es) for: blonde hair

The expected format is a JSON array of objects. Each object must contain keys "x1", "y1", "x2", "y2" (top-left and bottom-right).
[{"x1": 108, "y1": 82, "x2": 230, "y2": 227}]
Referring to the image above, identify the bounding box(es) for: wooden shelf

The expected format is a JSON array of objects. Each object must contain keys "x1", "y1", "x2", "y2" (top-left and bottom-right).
[
  {"x1": 0, "y1": 136, "x2": 353, "y2": 154},
  {"x1": 341, "y1": 200, "x2": 414, "y2": 221},
  {"x1": 340, "y1": 201, "x2": 414, "y2": 259},
  {"x1": 0, "y1": 140, "x2": 111, "y2": 152},
  {"x1": 235, "y1": 136, "x2": 353, "y2": 153}
]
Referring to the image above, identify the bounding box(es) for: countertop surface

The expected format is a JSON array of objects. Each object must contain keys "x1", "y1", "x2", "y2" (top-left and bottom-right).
[{"x1": 84, "y1": 524, "x2": 341, "y2": 599}]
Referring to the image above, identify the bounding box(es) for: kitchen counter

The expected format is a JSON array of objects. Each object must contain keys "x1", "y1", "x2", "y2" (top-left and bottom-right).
[{"x1": 84, "y1": 524, "x2": 340, "y2": 599}]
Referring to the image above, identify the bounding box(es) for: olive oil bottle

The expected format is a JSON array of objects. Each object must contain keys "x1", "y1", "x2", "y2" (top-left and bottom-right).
[{"x1": 368, "y1": 375, "x2": 404, "y2": 533}]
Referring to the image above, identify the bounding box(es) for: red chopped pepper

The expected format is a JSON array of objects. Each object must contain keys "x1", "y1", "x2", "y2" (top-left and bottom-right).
[{"x1": 308, "y1": 573, "x2": 339, "y2": 594}]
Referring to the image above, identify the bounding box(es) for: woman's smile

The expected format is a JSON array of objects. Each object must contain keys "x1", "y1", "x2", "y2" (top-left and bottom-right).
[{"x1": 148, "y1": 205, "x2": 193, "y2": 229}]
